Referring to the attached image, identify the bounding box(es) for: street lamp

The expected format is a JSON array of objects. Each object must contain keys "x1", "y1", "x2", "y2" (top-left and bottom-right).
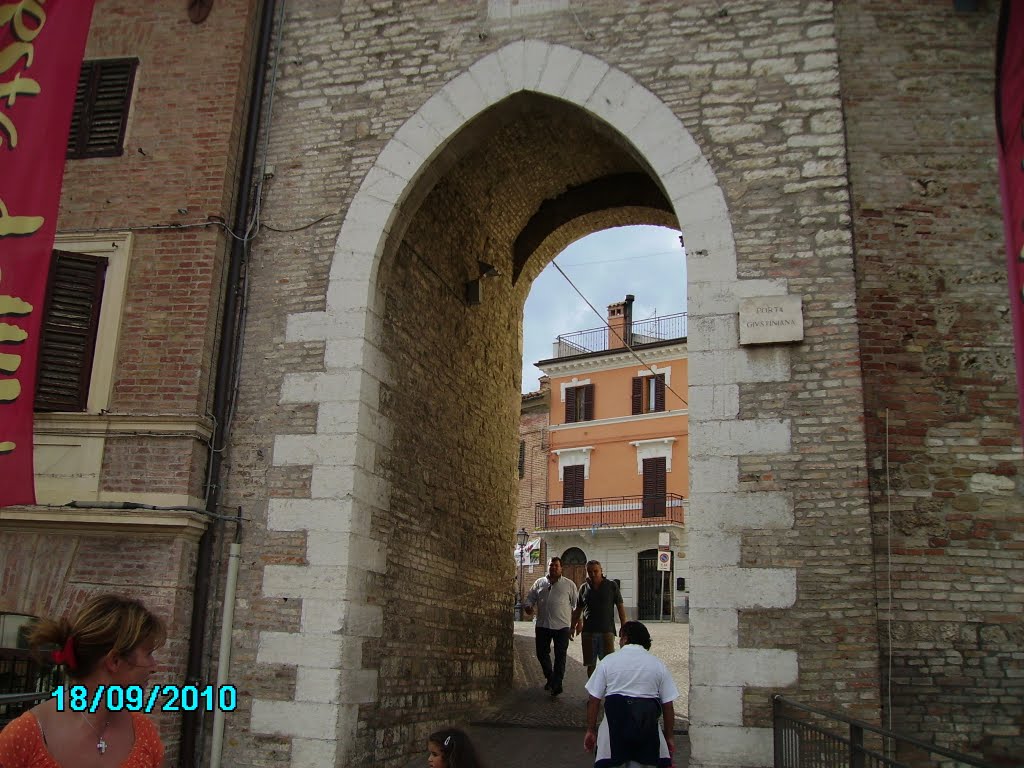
[{"x1": 516, "y1": 527, "x2": 529, "y2": 620}]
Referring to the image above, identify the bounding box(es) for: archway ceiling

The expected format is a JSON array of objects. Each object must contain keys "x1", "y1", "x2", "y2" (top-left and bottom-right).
[{"x1": 399, "y1": 92, "x2": 677, "y2": 290}]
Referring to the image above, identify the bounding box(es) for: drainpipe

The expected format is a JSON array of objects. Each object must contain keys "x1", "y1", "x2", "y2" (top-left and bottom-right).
[
  {"x1": 179, "y1": 1, "x2": 277, "y2": 766},
  {"x1": 209, "y1": 532, "x2": 242, "y2": 768}
]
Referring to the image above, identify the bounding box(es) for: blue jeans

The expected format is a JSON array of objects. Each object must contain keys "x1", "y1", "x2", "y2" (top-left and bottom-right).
[{"x1": 535, "y1": 626, "x2": 570, "y2": 689}]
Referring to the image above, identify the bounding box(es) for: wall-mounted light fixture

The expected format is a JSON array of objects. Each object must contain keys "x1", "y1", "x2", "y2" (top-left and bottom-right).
[{"x1": 465, "y1": 259, "x2": 501, "y2": 305}]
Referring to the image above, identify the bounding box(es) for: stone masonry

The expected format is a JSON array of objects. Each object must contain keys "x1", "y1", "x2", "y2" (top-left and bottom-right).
[{"x1": 209, "y1": 2, "x2": 1021, "y2": 768}]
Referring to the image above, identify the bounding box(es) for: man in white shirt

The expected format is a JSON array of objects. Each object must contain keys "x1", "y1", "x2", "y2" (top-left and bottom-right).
[
  {"x1": 583, "y1": 621, "x2": 678, "y2": 767},
  {"x1": 523, "y1": 556, "x2": 578, "y2": 697}
]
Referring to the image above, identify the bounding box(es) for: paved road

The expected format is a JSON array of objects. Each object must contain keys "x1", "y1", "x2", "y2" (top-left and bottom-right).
[{"x1": 404, "y1": 621, "x2": 690, "y2": 767}]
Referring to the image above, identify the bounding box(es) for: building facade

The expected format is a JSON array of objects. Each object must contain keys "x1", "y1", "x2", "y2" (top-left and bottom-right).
[
  {"x1": 536, "y1": 296, "x2": 690, "y2": 622},
  {"x1": 516, "y1": 383, "x2": 549, "y2": 605}
]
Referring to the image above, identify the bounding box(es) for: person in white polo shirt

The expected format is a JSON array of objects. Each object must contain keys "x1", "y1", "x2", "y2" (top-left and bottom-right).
[
  {"x1": 583, "y1": 621, "x2": 678, "y2": 767},
  {"x1": 523, "y1": 556, "x2": 578, "y2": 697}
]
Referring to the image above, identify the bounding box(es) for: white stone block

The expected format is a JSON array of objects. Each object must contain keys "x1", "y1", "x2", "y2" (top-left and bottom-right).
[
  {"x1": 682, "y1": 229, "x2": 739, "y2": 284},
  {"x1": 357, "y1": 165, "x2": 408, "y2": 207},
  {"x1": 325, "y1": 280, "x2": 372, "y2": 315},
  {"x1": 338, "y1": 669, "x2": 379, "y2": 704},
  {"x1": 344, "y1": 603, "x2": 384, "y2": 637},
  {"x1": 286, "y1": 311, "x2": 365, "y2": 344},
  {"x1": 468, "y1": 55, "x2": 511, "y2": 105},
  {"x1": 688, "y1": 566, "x2": 796, "y2": 610},
  {"x1": 691, "y1": 419, "x2": 791, "y2": 457},
  {"x1": 689, "y1": 647, "x2": 798, "y2": 688},
  {"x1": 689, "y1": 492, "x2": 794, "y2": 531},
  {"x1": 317, "y1": 401, "x2": 361, "y2": 434},
  {"x1": 417, "y1": 91, "x2": 465, "y2": 146},
  {"x1": 273, "y1": 434, "x2": 358, "y2": 467},
  {"x1": 375, "y1": 138, "x2": 427, "y2": 183},
  {"x1": 562, "y1": 54, "x2": 609, "y2": 106},
  {"x1": 687, "y1": 608, "x2": 738, "y2": 646},
  {"x1": 689, "y1": 725, "x2": 774, "y2": 766},
  {"x1": 584, "y1": 68, "x2": 646, "y2": 134},
  {"x1": 535, "y1": 44, "x2": 582, "y2": 97},
  {"x1": 687, "y1": 279, "x2": 789, "y2": 317},
  {"x1": 291, "y1": 739, "x2": 337, "y2": 768},
  {"x1": 443, "y1": 71, "x2": 490, "y2": 123},
  {"x1": 689, "y1": 685, "x2": 743, "y2": 725},
  {"x1": 521, "y1": 40, "x2": 551, "y2": 91},
  {"x1": 688, "y1": 456, "x2": 738, "y2": 493},
  {"x1": 687, "y1": 385, "x2": 739, "y2": 420},
  {"x1": 268, "y1": 497, "x2": 355, "y2": 533},
  {"x1": 263, "y1": 564, "x2": 349, "y2": 599},
  {"x1": 310, "y1": 464, "x2": 356, "y2": 498},
  {"x1": 251, "y1": 700, "x2": 338, "y2": 740},
  {"x1": 301, "y1": 599, "x2": 348, "y2": 634},
  {"x1": 258, "y1": 631, "x2": 343, "y2": 669},
  {"x1": 687, "y1": 349, "x2": 791, "y2": 386},
  {"x1": 495, "y1": 40, "x2": 526, "y2": 92},
  {"x1": 682, "y1": 530, "x2": 740, "y2": 567},
  {"x1": 687, "y1": 315, "x2": 737, "y2": 354},
  {"x1": 296, "y1": 667, "x2": 341, "y2": 703}
]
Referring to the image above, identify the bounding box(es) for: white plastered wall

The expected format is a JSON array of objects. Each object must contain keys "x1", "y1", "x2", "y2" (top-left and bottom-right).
[{"x1": 259, "y1": 41, "x2": 798, "y2": 768}]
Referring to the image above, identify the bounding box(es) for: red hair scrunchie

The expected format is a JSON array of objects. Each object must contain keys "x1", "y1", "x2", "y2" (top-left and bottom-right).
[{"x1": 51, "y1": 636, "x2": 78, "y2": 670}]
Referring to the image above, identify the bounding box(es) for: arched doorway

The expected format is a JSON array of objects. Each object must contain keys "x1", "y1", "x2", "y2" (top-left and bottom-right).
[{"x1": 561, "y1": 547, "x2": 587, "y2": 589}]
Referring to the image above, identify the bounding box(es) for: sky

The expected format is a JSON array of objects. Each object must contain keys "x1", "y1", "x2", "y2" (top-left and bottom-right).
[{"x1": 521, "y1": 225, "x2": 687, "y2": 393}]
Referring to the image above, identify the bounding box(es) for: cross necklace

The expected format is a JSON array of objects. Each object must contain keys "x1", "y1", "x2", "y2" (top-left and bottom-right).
[{"x1": 79, "y1": 712, "x2": 111, "y2": 754}]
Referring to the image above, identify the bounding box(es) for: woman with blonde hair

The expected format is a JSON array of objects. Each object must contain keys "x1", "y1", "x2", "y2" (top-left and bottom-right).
[{"x1": 0, "y1": 594, "x2": 167, "y2": 768}]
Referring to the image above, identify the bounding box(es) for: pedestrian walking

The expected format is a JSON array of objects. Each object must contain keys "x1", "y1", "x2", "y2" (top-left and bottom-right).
[
  {"x1": 583, "y1": 621, "x2": 678, "y2": 767},
  {"x1": 523, "y1": 556, "x2": 578, "y2": 697},
  {"x1": 571, "y1": 560, "x2": 627, "y2": 677}
]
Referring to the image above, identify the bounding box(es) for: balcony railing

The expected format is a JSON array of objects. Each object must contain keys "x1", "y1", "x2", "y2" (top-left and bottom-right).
[
  {"x1": 551, "y1": 312, "x2": 687, "y2": 359},
  {"x1": 535, "y1": 494, "x2": 685, "y2": 531}
]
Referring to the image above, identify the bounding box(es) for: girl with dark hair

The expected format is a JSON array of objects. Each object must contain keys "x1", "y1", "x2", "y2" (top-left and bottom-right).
[
  {"x1": 426, "y1": 727, "x2": 487, "y2": 768},
  {"x1": 0, "y1": 594, "x2": 167, "y2": 768}
]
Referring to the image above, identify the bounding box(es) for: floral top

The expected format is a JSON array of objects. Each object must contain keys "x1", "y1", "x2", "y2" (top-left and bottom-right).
[{"x1": 0, "y1": 711, "x2": 163, "y2": 768}]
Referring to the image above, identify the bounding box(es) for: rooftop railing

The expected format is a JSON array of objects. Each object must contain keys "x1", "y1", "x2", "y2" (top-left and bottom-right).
[{"x1": 550, "y1": 312, "x2": 687, "y2": 359}]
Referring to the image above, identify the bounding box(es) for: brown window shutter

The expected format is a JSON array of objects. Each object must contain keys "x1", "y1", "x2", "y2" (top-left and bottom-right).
[
  {"x1": 642, "y1": 457, "x2": 667, "y2": 517},
  {"x1": 563, "y1": 464, "x2": 584, "y2": 506},
  {"x1": 654, "y1": 374, "x2": 666, "y2": 412},
  {"x1": 565, "y1": 386, "x2": 577, "y2": 423},
  {"x1": 518, "y1": 440, "x2": 526, "y2": 479},
  {"x1": 582, "y1": 384, "x2": 595, "y2": 421},
  {"x1": 35, "y1": 251, "x2": 108, "y2": 412},
  {"x1": 631, "y1": 377, "x2": 643, "y2": 415},
  {"x1": 68, "y1": 58, "x2": 138, "y2": 159}
]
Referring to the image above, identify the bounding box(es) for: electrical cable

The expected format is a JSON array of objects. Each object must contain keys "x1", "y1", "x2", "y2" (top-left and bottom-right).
[{"x1": 550, "y1": 260, "x2": 688, "y2": 407}]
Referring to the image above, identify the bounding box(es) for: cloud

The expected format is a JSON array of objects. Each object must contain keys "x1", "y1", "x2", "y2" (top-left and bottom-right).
[{"x1": 521, "y1": 225, "x2": 686, "y2": 392}]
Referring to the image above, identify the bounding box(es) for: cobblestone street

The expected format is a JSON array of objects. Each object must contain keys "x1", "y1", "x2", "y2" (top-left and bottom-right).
[{"x1": 405, "y1": 621, "x2": 690, "y2": 767}]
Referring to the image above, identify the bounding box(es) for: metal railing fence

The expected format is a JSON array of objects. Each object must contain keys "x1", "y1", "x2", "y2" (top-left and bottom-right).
[
  {"x1": 552, "y1": 312, "x2": 687, "y2": 357},
  {"x1": 773, "y1": 695, "x2": 999, "y2": 768},
  {"x1": 536, "y1": 493, "x2": 685, "y2": 530}
]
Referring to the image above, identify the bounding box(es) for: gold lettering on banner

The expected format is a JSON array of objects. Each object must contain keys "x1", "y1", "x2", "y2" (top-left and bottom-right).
[
  {"x1": 0, "y1": 0, "x2": 47, "y2": 149},
  {"x1": 0, "y1": 294, "x2": 32, "y2": 314},
  {"x1": 0, "y1": 199, "x2": 43, "y2": 235},
  {"x1": 0, "y1": 441, "x2": 15, "y2": 454},
  {"x1": 0, "y1": 321, "x2": 28, "y2": 342},
  {"x1": 0, "y1": 378, "x2": 20, "y2": 401},
  {"x1": 0, "y1": 351, "x2": 19, "y2": 373}
]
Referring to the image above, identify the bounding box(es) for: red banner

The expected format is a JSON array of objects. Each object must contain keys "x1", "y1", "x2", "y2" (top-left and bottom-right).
[
  {"x1": 0, "y1": 0, "x2": 96, "y2": 507},
  {"x1": 998, "y1": 0, "x2": 1024, "y2": 443}
]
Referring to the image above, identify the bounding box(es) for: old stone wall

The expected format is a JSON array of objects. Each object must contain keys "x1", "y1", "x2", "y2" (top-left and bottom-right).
[{"x1": 837, "y1": 2, "x2": 1023, "y2": 762}]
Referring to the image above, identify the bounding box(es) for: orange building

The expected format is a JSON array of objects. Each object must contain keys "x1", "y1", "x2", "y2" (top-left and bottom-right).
[{"x1": 534, "y1": 295, "x2": 688, "y2": 621}]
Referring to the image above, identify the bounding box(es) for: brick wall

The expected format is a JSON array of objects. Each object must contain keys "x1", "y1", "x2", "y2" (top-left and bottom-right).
[
  {"x1": 517, "y1": 386, "x2": 549, "y2": 602},
  {"x1": 838, "y1": 2, "x2": 1023, "y2": 761}
]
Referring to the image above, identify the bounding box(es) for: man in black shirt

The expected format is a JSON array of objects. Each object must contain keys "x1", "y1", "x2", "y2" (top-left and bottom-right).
[{"x1": 571, "y1": 560, "x2": 627, "y2": 677}]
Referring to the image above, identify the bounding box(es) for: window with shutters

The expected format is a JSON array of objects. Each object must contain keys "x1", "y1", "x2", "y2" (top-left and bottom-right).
[
  {"x1": 642, "y1": 457, "x2": 667, "y2": 518},
  {"x1": 35, "y1": 251, "x2": 108, "y2": 412},
  {"x1": 67, "y1": 58, "x2": 138, "y2": 159},
  {"x1": 564, "y1": 383, "x2": 594, "y2": 423},
  {"x1": 518, "y1": 440, "x2": 526, "y2": 479},
  {"x1": 562, "y1": 464, "x2": 584, "y2": 507},
  {"x1": 631, "y1": 373, "x2": 665, "y2": 415}
]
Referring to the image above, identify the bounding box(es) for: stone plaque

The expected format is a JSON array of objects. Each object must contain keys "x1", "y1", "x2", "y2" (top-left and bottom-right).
[{"x1": 739, "y1": 295, "x2": 804, "y2": 345}]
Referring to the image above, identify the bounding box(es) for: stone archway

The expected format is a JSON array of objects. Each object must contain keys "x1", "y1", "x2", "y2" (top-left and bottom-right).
[{"x1": 258, "y1": 41, "x2": 798, "y2": 768}]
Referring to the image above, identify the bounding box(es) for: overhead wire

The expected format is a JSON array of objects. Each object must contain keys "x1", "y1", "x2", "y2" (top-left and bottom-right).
[{"x1": 550, "y1": 260, "x2": 689, "y2": 408}]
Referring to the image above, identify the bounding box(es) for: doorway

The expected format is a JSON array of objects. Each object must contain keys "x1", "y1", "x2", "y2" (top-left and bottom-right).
[
  {"x1": 637, "y1": 548, "x2": 672, "y2": 621},
  {"x1": 562, "y1": 547, "x2": 587, "y2": 589}
]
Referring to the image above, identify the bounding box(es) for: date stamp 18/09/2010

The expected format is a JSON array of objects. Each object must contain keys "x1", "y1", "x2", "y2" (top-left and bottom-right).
[{"x1": 52, "y1": 685, "x2": 237, "y2": 714}]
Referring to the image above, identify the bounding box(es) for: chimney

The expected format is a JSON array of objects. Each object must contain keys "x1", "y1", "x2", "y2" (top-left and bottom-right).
[{"x1": 607, "y1": 294, "x2": 635, "y2": 349}]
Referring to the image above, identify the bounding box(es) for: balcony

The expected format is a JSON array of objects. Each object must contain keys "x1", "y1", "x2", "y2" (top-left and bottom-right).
[
  {"x1": 535, "y1": 494, "x2": 686, "y2": 532},
  {"x1": 550, "y1": 312, "x2": 687, "y2": 359}
]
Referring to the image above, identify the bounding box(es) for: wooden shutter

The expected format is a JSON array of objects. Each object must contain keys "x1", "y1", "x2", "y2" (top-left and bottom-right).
[
  {"x1": 518, "y1": 440, "x2": 526, "y2": 479},
  {"x1": 642, "y1": 457, "x2": 667, "y2": 518},
  {"x1": 654, "y1": 374, "x2": 666, "y2": 412},
  {"x1": 565, "y1": 386, "x2": 577, "y2": 423},
  {"x1": 582, "y1": 383, "x2": 594, "y2": 421},
  {"x1": 631, "y1": 377, "x2": 643, "y2": 415},
  {"x1": 563, "y1": 464, "x2": 584, "y2": 507},
  {"x1": 35, "y1": 251, "x2": 108, "y2": 412},
  {"x1": 68, "y1": 58, "x2": 138, "y2": 159}
]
